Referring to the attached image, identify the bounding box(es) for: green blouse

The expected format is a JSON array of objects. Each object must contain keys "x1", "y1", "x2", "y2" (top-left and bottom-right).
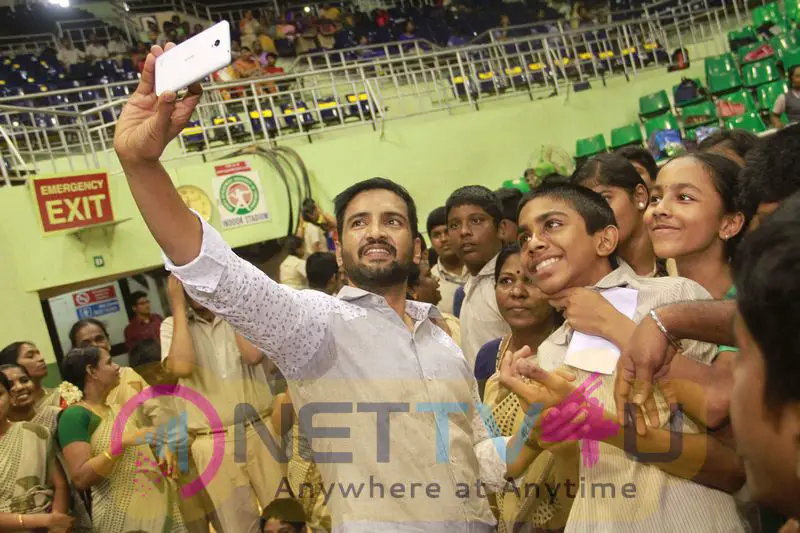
[{"x1": 56, "y1": 405, "x2": 102, "y2": 448}]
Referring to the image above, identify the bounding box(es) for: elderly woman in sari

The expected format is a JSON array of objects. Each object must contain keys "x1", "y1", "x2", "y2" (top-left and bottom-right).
[
  {"x1": 69, "y1": 318, "x2": 150, "y2": 409},
  {"x1": 477, "y1": 243, "x2": 567, "y2": 532},
  {"x1": 0, "y1": 341, "x2": 61, "y2": 409},
  {"x1": 57, "y1": 346, "x2": 188, "y2": 533},
  {"x1": 0, "y1": 371, "x2": 74, "y2": 532},
  {"x1": 0, "y1": 364, "x2": 61, "y2": 433}
]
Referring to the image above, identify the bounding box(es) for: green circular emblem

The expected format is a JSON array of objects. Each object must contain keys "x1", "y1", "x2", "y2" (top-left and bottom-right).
[{"x1": 219, "y1": 175, "x2": 259, "y2": 215}]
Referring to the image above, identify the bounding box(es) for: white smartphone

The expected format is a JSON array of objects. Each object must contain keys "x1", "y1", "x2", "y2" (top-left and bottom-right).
[{"x1": 155, "y1": 20, "x2": 231, "y2": 96}]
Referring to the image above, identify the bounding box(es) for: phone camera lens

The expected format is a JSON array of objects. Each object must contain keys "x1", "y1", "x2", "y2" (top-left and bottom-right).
[{"x1": 214, "y1": 39, "x2": 220, "y2": 46}]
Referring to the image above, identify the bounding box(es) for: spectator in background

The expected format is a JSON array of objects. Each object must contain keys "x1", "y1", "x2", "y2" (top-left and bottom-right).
[
  {"x1": 233, "y1": 47, "x2": 263, "y2": 78},
  {"x1": 398, "y1": 20, "x2": 417, "y2": 41},
  {"x1": 156, "y1": 21, "x2": 172, "y2": 47},
  {"x1": 407, "y1": 262, "x2": 462, "y2": 348},
  {"x1": 276, "y1": 17, "x2": 297, "y2": 43},
  {"x1": 132, "y1": 41, "x2": 148, "y2": 72},
  {"x1": 107, "y1": 29, "x2": 127, "y2": 58},
  {"x1": 141, "y1": 20, "x2": 158, "y2": 45},
  {"x1": 240, "y1": 9, "x2": 261, "y2": 50},
  {"x1": 263, "y1": 52, "x2": 284, "y2": 75},
  {"x1": 56, "y1": 37, "x2": 85, "y2": 71},
  {"x1": 617, "y1": 144, "x2": 659, "y2": 188},
  {"x1": 446, "y1": 186, "x2": 509, "y2": 369},
  {"x1": 180, "y1": 21, "x2": 190, "y2": 41},
  {"x1": 192, "y1": 23, "x2": 204, "y2": 37},
  {"x1": 279, "y1": 236, "x2": 308, "y2": 290},
  {"x1": 85, "y1": 34, "x2": 109, "y2": 62},
  {"x1": 306, "y1": 252, "x2": 342, "y2": 295},
  {"x1": 258, "y1": 28, "x2": 278, "y2": 55},
  {"x1": 494, "y1": 187, "x2": 523, "y2": 244},
  {"x1": 171, "y1": 14, "x2": 183, "y2": 38},
  {"x1": 123, "y1": 291, "x2": 163, "y2": 352},
  {"x1": 493, "y1": 14, "x2": 511, "y2": 40},
  {"x1": 320, "y1": 4, "x2": 341, "y2": 21},
  {"x1": 427, "y1": 206, "x2": 468, "y2": 316}
]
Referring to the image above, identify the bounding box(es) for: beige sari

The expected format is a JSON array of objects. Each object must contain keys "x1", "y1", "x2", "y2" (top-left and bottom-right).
[
  {"x1": 0, "y1": 422, "x2": 55, "y2": 531},
  {"x1": 483, "y1": 336, "x2": 569, "y2": 533},
  {"x1": 86, "y1": 405, "x2": 188, "y2": 533}
]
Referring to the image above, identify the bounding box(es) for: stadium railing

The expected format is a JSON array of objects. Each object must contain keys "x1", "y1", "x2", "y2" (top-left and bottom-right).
[{"x1": 0, "y1": 0, "x2": 748, "y2": 182}]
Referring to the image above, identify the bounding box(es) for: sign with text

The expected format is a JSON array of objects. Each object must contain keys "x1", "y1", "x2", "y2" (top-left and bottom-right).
[
  {"x1": 213, "y1": 163, "x2": 269, "y2": 229},
  {"x1": 74, "y1": 284, "x2": 121, "y2": 319},
  {"x1": 31, "y1": 172, "x2": 114, "y2": 234}
]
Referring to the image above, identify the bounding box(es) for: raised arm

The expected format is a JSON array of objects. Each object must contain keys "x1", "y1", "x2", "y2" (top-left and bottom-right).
[
  {"x1": 113, "y1": 44, "x2": 204, "y2": 265},
  {"x1": 114, "y1": 44, "x2": 334, "y2": 375},
  {"x1": 615, "y1": 299, "x2": 736, "y2": 424}
]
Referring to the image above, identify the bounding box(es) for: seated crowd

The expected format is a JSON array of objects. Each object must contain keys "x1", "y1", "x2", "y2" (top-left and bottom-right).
[{"x1": 2, "y1": 39, "x2": 800, "y2": 533}]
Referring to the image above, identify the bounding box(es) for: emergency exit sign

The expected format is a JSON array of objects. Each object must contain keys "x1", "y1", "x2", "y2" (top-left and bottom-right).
[{"x1": 31, "y1": 172, "x2": 114, "y2": 234}]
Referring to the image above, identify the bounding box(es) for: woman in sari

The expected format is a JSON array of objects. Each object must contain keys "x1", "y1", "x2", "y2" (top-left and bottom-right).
[
  {"x1": 0, "y1": 341, "x2": 61, "y2": 409},
  {"x1": 0, "y1": 371, "x2": 74, "y2": 532},
  {"x1": 57, "y1": 346, "x2": 188, "y2": 533},
  {"x1": 69, "y1": 318, "x2": 149, "y2": 408},
  {"x1": 478, "y1": 243, "x2": 565, "y2": 532},
  {"x1": 0, "y1": 364, "x2": 61, "y2": 433}
]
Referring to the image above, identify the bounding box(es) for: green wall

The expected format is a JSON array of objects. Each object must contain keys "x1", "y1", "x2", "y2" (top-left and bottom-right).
[{"x1": 0, "y1": 63, "x2": 702, "y2": 371}]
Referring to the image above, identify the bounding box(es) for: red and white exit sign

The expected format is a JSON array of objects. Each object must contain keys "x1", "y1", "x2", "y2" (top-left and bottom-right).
[{"x1": 31, "y1": 172, "x2": 114, "y2": 234}]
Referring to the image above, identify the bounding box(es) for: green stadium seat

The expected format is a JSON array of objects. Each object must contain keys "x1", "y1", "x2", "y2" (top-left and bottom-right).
[
  {"x1": 639, "y1": 90, "x2": 671, "y2": 118},
  {"x1": 783, "y1": 47, "x2": 800, "y2": 70},
  {"x1": 672, "y1": 78, "x2": 706, "y2": 108},
  {"x1": 681, "y1": 100, "x2": 718, "y2": 128},
  {"x1": 610, "y1": 124, "x2": 644, "y2": 148},
  {"x1": 757, "y1": 80, "x2": 788, "y2": 111},
  {"x1": 718, "y1": 89, "x2": 758, "y2": 113},
  {"x1": 644, "y1": 112, "x2": 680, "y2": 139},
  {"x1": 743, "y1": 59, "x2": 781, "y2": 88},
  {"x1": 724, "y1": 111, "x2": 768, "y2": 133},
  {"x1": 728, "y1": 27, "x2": 759, "y2": 53},
  {"x1": 576, "y1": 134, "x2": 607, "y2": 158},
  {"x1": 787, "y1": 0, "x2": 800, "y2": 22},
  {"x1": 770, "y1": 32, "x2": 800, "y2": 63},
  {"x1": 752, "y1": 5, "x2": 780, "y2": 30},
  {"x1": 704, "y1": 53, "x2": 737, "y2": 78},
  {"x1": 708, "y1": 70, "x2": 744, "y2": 95}
]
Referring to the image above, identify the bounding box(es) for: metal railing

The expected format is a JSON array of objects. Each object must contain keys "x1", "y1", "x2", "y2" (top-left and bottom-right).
[
  {"x1": 0, "y1": 0, "x2": 752, "y2": 182},
  {"x1": 0, "y1": 34, "x2": 58, "y2": 56},
  {"x1": 289, "y1": 38, "x2": 441, "y2": 73},
  {"x1": 56, "y1": 19, "x2": 122, "y2": 49}
]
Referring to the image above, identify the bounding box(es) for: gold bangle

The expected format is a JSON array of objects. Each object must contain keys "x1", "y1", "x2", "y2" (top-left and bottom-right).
[
  {"x1": 18, "y1": 514, "x2": 25, "y2": 528},
  {"x1": 103, "y1": 451, "x2": 115, "y2": 461}
]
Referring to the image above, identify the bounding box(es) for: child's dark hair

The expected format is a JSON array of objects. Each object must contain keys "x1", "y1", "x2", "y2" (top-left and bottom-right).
[
  {"x1": 260, "y1": 498, "x2": 307, "y2": 533},
  {"x1": 445, "y1": 185, "x2": 504, "y2": 228},
  {"x1": 518, "y1": 183, "x2": 618, "y2": 234},
  {"x1": 616, "y1": 145, "x2": 659, "y2": 183},
  {"x1": 570, "y1": 153, "x2": 647, "y2": 196}
]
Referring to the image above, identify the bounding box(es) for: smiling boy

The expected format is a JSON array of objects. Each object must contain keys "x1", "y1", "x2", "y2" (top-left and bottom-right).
[{"x1": 510, "y1": 184, "x2": 745, "y2": 532}]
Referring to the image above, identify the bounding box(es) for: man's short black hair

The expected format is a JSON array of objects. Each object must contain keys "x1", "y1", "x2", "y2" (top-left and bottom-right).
[
  {"x1": 518, "y1": 183, "x2": 618, "y2": 234},
  {"x1": 334, "y1": 178, "x2": 418, "y2": 238},
  {"x1": 306, "y1": 252, "x2": 339, "y2": 290},
  {"x1": 260, "y1": 498, "x2": 307, "y2": 533},
  {"x1": 738, "y1": 124, "x2": 800, "y2": 215},
  {"x1": 733, "y1": 190, "x2": 800, "y2": 411},
  {"x1": 426, "y1": 206, "x2": 447, "y2": 236},
  {"x1": 494, "y1": 187, "x2": 523, "y2": 223},
  {"x1": 285, "y1": 235, "x2": 304, "y2": 256},
  {"x1": 697, "y1": 128, "x2": 759, "y2": 161},
  {"x1": 129, "y1": 291, "x2": 148, "y2": 307},
  {"x1": 615, "y1": 145, "x2": 659, "y2": 183},
  {"x1": 445, "y1": 185, "x2": 503, "y2": 227},
  {"x1": 129, "y1": 339, "x2": 161, "y2": 369}
]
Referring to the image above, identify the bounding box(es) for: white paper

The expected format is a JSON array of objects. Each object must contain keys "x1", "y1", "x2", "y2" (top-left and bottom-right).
[{"x1": 564, "y1": 287, "x2": 639, "y2": 375}]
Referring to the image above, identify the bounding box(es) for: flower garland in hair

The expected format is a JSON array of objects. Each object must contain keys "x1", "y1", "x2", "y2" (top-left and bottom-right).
[{"x1": 58, "y1": 381, "x2": 83, "y2": 408}]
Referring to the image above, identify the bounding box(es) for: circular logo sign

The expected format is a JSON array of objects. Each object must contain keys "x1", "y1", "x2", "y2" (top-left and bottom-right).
[
  {"x1": 219, "y1": 175, "x2": 259, "y2": 215},
  {"x1": 74, "y1": 292, "x2": 90, "y2": 306}
]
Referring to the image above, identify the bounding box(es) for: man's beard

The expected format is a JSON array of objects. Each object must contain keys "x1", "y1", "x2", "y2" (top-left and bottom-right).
[{"x1": 342, "y1": 242, "x2": 413, "y2": 293}]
